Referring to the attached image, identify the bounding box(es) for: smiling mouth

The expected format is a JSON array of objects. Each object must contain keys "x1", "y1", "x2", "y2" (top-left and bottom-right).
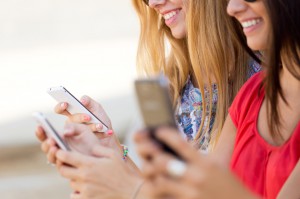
[
  {"x1": 163, "y1": 9, "x2": 180, "y2": 21},
  {"x1": 241, "y1": 18, "x2": 262, "y2": 28}
]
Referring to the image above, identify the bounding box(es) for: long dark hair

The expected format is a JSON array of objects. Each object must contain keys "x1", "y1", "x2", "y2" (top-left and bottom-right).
[
  {"x1": 230, "y1": 0, "x2": 300, "y2": 140},
  {"x1": 264, "y1": 0, "x2": 300, "y2": 140}
]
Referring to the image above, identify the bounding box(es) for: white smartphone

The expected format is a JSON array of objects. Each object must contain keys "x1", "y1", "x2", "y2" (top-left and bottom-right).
[
  {"x1": 33, "y1": 112, "x2": 71, "y2": 151},
  {"x1": 47, "y1": 86, "x2": 109, "y2": 132}
]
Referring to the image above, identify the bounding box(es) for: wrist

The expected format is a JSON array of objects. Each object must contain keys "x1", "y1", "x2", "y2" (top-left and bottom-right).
[
  {"x1": 131, "y1": 179, "x2": 145, "y2": 199},
  {"x1": 122, "y1": 145, "x2": 129, "y2": 161}
]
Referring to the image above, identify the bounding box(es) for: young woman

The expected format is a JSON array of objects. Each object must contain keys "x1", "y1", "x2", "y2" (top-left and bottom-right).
[
  {"x1": 35, "y1": 0, "x2": 260, "y2": 198},
  {"x1": 135, "y1": 0, "x2": 300, "y2": 198}
]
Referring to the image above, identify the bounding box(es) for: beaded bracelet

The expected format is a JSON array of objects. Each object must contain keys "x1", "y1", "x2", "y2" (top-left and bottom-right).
[{"x1": 122, "y1": 145, "x2": 129, "y2": 160}]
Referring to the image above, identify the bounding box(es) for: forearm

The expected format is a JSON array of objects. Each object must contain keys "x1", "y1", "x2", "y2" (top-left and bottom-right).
[
  {"x1": 126, "y1": 156, "x2": 142, "y2": 176},
  {"x1": 276, "y1": 160, "x2": 300, "y2": 199},
  {"x1": 134, "y1": 181, "x2": 152, "y2": 199}
]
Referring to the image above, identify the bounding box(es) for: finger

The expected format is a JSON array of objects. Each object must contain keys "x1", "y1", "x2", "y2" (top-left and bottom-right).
[
  {"x1": 141, "y1": 161, "x2": 157, "y2": 179},
  {"x1": 56, "y1": 150, "x2": 89, "y2": 167},
  {"x1": 136, "y1": 138, "x2": 161, "y2": 161},
  {"x1": 54, "y1": 102, "x2": 71, "y2": 117},
  {"x1": 47, "y1": 137, "x2": 57, "y2": 147},
  {"x1": 35, "y1": 126, "x2": 47, "y2": 142},
  {"x1": 133, "y1": 129, "x2": 150, "y2": 143},
  {"x1": 69, "y1": 180, "x2": 81, "y2": 193},
  {"x1": 42, "y1": 138, "x2": 57, "y2": 152},
  {"x1": 81, "y1": 95, "x2": 112, "y2": 130},
  {"x1": 56, "y1": 159, "x2": 63, "y2": 167},
  {"x1": 93, "y1": 129, "x2": 114, "y2": 139},
  {"x1": 66, "y1": 113, "x2": 91, "y2": 124},
  {"x1": 88, "y1": 123, "x2": 106, "y2": 133},
  {"x1": 152, "y1": 153, "x2": 175, "y2": 175},
  {"x1": 63, "y1": 123, "x2": 91, "y2": 137},
  {"x1": 57, "y1": 164, "x2": 79, "y2": 180},
  {"x1": 70, "y1": 192, "x2": 81, "y2": 199},
  {"x1": 80, "y1": 95, "x2": 98, "y2": 111},
  {"x1": 80, "y1": 95, "x2": 91, "y2": 106},
  {"x1": 41, "y1": 139, "x2": 51, "y2": 153},
  {"x1": 152, "y1": 152, "x2": 209, "y2": 188},
  {"x1": 47, "y1": 146, "x2": 58, "y2": 164},
  {"x1": 155, "y1": 127, "x2": 200, "y2": 163}
]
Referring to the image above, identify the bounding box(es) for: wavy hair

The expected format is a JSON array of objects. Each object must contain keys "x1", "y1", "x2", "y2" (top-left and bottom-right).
[
  {"x1": 132, "y1": 0, "x2": 254, "y2": 149},
  {"x1": 131, "y1": 0, "x2": 191, "y2": 105},
  {"x1": 187, "y1": 0, "x2": 252, "y2": 149}
]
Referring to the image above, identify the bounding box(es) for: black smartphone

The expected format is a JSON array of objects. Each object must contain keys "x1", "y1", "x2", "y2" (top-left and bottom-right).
[{"x1": 135, "y1": 75, "x2": 181, "y2": 158}]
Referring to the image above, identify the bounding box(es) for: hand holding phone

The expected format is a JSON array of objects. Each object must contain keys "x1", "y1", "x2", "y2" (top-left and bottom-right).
[
  {"x1": 47, "y1": 86, "x2": 109, "y2": 132},
  {"x1": 33, "y1": 112, "x2": 71, "y2": 151},
  {"x1": 135, "y1": 75, "x2": 180, "y2": 158}
]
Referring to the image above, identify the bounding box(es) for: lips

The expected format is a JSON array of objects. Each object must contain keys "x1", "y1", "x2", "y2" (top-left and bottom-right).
[
  {"x1": 162, "y1": 9, "x2": 181, "y2": 26},
  {"x1": 241, "y1": 18, "x2": 262, "y2": 28}
]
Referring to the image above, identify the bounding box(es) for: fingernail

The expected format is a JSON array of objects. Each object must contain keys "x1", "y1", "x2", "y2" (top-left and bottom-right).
[
  {"x1": 107, "y1": 130, "x2": 114, "y2": 136},
  {"x1": 61, "y1": 102, "x2": 66, "y2": 108},
  {"x1": 83, "y1": 115, "x2": 90, "y2": 121},
  {"x1": 81, "y1": 97, "x2": 87, "y2": 104},
  {"x1": 96, "y1": 124, "x2": 103, "y2": 131}
]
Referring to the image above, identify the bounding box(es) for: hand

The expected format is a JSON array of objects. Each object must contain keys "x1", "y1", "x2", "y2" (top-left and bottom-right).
[
  {"x1": 35, "y1": 126, "x2": 59, "y2": 164},
  {"x1": 35, "y1": 121, "x2": 120, "y2": 166},
  {"x1": 135, "y1": 127, "x2": 259, "y2": 199},
  {"x1": 54, "y1": 95, "x2": 112, "y2": 133},
  {"x1": 63, "y1": 123, "x2": 121, "y2": 156},
  {"x1": 56, "y1": 145, "x2": 143, "y2": 199}
]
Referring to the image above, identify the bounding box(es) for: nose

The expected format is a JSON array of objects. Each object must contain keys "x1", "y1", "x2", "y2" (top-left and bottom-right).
[
  {"x1": 227, "y1": 0, "x2": 247, "y2": 17},
  {"x1": 148, "y1": 0, "x2": 166, "y2": 9}
]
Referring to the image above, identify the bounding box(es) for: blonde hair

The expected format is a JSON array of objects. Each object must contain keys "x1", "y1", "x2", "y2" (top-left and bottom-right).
[
  {"x1": 131, "y1": 0, "x2": 191, "y2": 105},
  {"x1": 187, "y1": 0, "x2": 249, "y2": 149},
  {"x1": 132, "y1": 0, "x2": 250, "y2": 150}
]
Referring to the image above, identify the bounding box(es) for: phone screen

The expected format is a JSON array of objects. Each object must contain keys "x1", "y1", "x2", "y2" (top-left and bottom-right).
[{"x1": 135, "y1": 76, "x2": 181, "y2": 159}]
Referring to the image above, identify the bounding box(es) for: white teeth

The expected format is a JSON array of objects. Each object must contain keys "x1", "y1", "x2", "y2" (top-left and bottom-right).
[
  {"x1": 163, "y1": 11, "x2": 177, "y2": 20},
  {"x1": 241, "y1": 19, "x2": 261, "y2": 28}
]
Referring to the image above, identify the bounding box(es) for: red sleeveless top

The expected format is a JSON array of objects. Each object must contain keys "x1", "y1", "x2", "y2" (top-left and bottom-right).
[{"x1": 229, "y1": 72, "x2": 300, "y2": 199}]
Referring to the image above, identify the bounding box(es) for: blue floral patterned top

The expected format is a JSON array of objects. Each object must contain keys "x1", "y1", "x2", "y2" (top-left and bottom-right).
[{"x1": 175, "y1": 60, "x2": 261, "y2": 151}]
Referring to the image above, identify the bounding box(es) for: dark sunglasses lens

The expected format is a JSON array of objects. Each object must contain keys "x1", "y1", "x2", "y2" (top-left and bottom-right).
[
  {"x1": 142, "y1": 0, "x2": 149, "y2": 5},
  {"x1": 244, "y1": 0, "x2": 256, "y2": 2}
]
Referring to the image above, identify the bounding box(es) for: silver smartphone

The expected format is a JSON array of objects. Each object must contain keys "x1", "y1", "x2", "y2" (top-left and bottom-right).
[
  {"x1": 135, "y1": 75, "x2": 180, "y2": 158},
  {"x1": 33, "y1": 112, "x2": 71, "y2": 151},
  {"x1": 47, "y1": 86, "x2": 109, "y2": 132}
]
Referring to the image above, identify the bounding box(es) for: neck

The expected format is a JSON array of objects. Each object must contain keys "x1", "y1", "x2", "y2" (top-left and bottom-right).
[{"x1": 280, "y1": 61, "x2": 300, "y2": 99}]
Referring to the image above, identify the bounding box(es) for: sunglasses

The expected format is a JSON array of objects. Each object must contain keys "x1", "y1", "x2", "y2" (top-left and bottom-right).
[
  {"x1": 142, "y1": 0, "x2": 149, "y2": 6},
  {"x1": 244, "y1": 0, "x2": 256, "y2": 2}
]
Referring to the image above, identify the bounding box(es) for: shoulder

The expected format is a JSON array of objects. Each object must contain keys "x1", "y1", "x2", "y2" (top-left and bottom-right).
[
  {"x1": 238, "y1": 71, "x2": 263, "y2": 97},
  {"x1": 229, "y1": 71, "x2": 264, "y2": 127}
]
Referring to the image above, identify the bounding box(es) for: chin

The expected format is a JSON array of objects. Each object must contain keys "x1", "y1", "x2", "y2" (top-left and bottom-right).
[
  {"x1": 171, "y1": 26, "x2": 186, "y2": 39},
  {"x1": 247, "y1": 40, "x2": 266, "y2": 51},
  {"x1": 247, "y1": 36, "x2": 268, "y2": 51}
]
